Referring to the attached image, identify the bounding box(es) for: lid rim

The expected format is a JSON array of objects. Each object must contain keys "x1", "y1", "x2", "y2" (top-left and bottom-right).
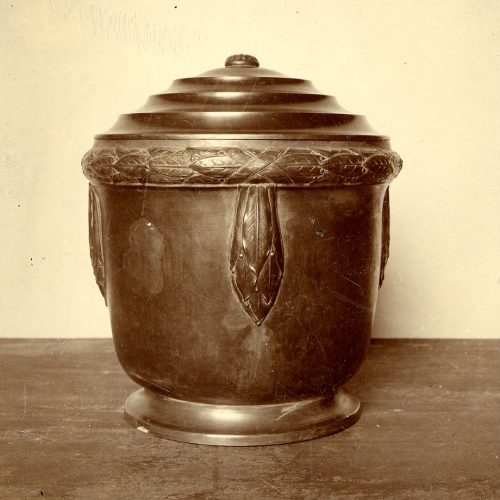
[{"x1": 94, "y1": 133, "x2": 390, "y2": 141}]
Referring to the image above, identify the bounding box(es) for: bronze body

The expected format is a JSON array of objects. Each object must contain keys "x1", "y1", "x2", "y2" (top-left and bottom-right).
[{"x1": 82, "y1": 55, "x2": 402, "y2": 445}]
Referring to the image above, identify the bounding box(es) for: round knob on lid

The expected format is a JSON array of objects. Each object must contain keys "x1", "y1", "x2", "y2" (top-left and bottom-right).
[{"x1": 225, "y1": 54, "x2": 259, "y2": 68}]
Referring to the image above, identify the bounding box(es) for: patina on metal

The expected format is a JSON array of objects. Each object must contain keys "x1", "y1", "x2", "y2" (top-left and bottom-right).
[{"x1": 82, "y1": 54, "x2": 402, "y2": 446}]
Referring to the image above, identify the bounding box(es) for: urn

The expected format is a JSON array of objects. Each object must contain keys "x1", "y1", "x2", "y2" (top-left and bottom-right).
[{"x1": 82, "y1": 54, "x2": 402, "y2": 446}]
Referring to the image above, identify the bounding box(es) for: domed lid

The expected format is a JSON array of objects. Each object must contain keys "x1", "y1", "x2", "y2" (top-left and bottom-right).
[{"x1": 96, "y1": 54, "x2": 388, "y2": 142}]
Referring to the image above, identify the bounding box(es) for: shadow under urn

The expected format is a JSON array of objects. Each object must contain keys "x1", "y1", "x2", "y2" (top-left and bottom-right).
[{"x1": 82, "y1": 54, "x2": 402, "y2": 446}]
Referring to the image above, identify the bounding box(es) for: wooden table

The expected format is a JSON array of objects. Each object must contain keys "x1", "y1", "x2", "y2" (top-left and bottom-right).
[{"x1": 1, "y1": 339, "x2": 498, "y2": 499}]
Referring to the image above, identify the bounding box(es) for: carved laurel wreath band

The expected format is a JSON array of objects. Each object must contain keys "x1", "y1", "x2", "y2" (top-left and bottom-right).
[{"x1": 82, "y1": 147, "x2": 402, "y2": 186}]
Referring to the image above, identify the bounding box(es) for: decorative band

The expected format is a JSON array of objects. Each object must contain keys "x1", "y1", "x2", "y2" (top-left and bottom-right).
[{"x1": 82, "y1": 147, "x2": 402, "y2": 186}]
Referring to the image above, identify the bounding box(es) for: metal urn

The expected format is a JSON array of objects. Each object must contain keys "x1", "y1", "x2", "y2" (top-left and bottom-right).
[{"x1": 82, "y1": 54, "x2": 402, "y2": 446}]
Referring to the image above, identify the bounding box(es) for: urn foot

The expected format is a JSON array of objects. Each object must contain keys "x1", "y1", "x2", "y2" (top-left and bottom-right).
[{"x1": 124, "y1": 387, "x2": 361, "y2": 446}]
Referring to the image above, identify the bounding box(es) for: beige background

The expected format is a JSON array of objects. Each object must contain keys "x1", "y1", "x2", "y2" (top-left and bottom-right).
[{"x1": 1, "y1": 0, "x2": 499, "y2": 338}]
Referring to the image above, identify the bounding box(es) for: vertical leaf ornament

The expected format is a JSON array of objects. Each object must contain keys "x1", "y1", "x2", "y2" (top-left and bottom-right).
[
  {"x1": 230, "y1": 186, "x2": 284, "y2": 325},
  {"x1": 89, "y1": 185, "x2": 106, "y2": 303},
  {"x1": 379, "y1": 187, "x2": 390, "y2": 288}
]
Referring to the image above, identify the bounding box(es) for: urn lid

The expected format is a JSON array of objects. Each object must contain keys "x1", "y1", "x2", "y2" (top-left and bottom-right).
[{"x1": 96, "y1": 54, "x2": 388, "y2": 143}]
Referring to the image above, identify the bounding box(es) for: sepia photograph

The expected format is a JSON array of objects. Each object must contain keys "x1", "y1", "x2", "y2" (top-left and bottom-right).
[{"x1": 1, "y1": 0, "x2": 499, "y2": 498}]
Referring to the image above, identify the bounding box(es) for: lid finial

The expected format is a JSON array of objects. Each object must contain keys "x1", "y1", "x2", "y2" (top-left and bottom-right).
[{"x1": 225, "y1": 54, "x2": 259, "y2": 68}]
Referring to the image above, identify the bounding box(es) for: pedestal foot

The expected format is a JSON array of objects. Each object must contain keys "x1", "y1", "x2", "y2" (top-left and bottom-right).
[{"x1": 124, "y1": 387, "x2": 361, "y2": 446}]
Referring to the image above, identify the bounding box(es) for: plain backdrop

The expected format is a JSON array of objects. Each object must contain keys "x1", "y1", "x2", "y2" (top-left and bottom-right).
[{"x1": 1, "y1": 0, "x2": 499, "y2": 338}]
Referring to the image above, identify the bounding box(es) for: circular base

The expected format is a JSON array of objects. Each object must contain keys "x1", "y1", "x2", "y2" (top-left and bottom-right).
[{"x1": 124, "y1": 387, "x2": 361, "y2": 446}]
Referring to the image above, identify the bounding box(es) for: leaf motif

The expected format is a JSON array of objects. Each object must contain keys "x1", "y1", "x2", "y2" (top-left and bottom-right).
[
  {"x1": 149, "y1": 149, "x2": 191, "y2": 167},
  {"x1": 362, "y1": 154, "x2": 395, "y2": 182},
  {"x1": 85, "y1": 150, "x2": 117, "y2": 169},
  {"x1": 246, "y1": 293, "x2": 267, "y2": 326},
  {"x1": 275, "y1": 152, "x2": 324, "y2": 166},
  {"x1": 190, "y1": 154, "x2": 249, "y2": 181},
  {"x1": 260, "y1": 163, "x2": 327, "y2": 184},
  {"x1": 379, "y1": 188, "x2": 390, "y2": 288},
  {"x1": 192, "y1": 155, "x2": 239, "y2": 169},
  {"x1": 113, "y1": 165, "x2": 149, "y2": 183},
  {"x1": 113, "y1": 150, "x2": 150, "y2": 168},
  {"x1": 82, "y1": 147, "x2": 402, "y2": 186},
  {"x1": 232, "y1": 255, "x2": 257, "y2": 301},
  {"x1": 88, "y1": 185, "x2": 106, "y2": 303},
  {"x1": 242, "y1": 187, "x2": 273, "y2": 275},
  {"x1": 256, "y1": 250, "x2": 283, "y2": 304},
  {"x1": 223, "y1": 148, "x2": 258, "y2": 165},
  {"x1": 230, "y1": 186, "x2": 284, "y2": 325},
  {"x1": 147, "y1": 167, "x2": 195, "y2": 183},
  {"x1": 192, "y1": 166, "x2": 240, "y2": 181},
  {"x1": 322, "y1": 152, "x2": 362, "y2": 168}
]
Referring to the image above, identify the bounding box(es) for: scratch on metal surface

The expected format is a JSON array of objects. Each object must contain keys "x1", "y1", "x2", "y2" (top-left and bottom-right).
[
  {"x1": 242, "y1": 77, "x2": 259, "y2": 113},
  {"x1": 312, "y1": 334, "x2": 327, "y2": 357},
  {"x1": 275, "y1": 400, "x2": 309, "y2": 421},
  {"x1": 331, "y1": 268, "x2": 362, "y2": 288},
  {"x1": 140, "y1": 178, "x2": 150, "y2": 218},
  {"x1": 331, "y1": 290, "x2": 370, "y2": 311}
]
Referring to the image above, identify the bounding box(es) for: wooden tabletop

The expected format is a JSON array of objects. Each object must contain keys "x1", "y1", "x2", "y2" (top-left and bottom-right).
[{"x1": 1, "y1": 339, "x2": 498, "y2": 499}]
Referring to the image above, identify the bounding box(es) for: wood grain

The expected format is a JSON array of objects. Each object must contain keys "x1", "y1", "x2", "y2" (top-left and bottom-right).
[{"x1": 1, "y1": 339, "x2": 498, "y2": 499}]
